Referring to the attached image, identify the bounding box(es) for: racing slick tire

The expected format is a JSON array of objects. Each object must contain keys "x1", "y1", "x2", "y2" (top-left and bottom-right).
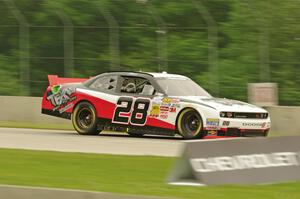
[
  {"x1": 177, "y1": 108, "x2": 205, "y2": 139},
  {"x1": 72, "y1": 101, "x2": 101, "y2": 135}
]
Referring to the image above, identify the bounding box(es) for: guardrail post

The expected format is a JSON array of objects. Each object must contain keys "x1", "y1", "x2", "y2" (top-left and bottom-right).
[
  {"x1": 147, "y1": 2, "x2": 168, "y2": 72},
  {"x1": 4, "y1": 0, "x2": 30, "y2": 95},
  {"x1": 244, "y1": 1, "x2": 270, "y2": 82},
  {"x1": 56, "y1": 11, "x2": 74, "y2": 77},
  {"x1": 137, "y1": 0, "x2": 168, "y2": 72},
  {"x1": 96, "y1": 1, "x2": 120, "y2": 71},
  {"x1": 193, "y1": 0, "x2": 219, "y2": 96}
]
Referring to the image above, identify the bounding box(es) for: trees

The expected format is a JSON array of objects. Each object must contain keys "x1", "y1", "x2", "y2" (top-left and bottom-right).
[{"x1": 0, "y1": 0, "x2": 299, "y2": 105}]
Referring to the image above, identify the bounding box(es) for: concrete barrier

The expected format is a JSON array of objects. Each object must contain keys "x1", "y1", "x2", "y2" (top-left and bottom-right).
[
  {"x1": 0, "y1": 96, "x2": 70, "y2": 124},
  {"x1": 0, "y1": 184, "x2": 169, "y2": 199},
  {"x1": 168, "y1": 136, "x2": 300, "y2": 186},
  {"x1": 0, "y1": 96, "x2": 299, "y2": 135},
  {"x1": 265, "y1": 106, "x2": 300, "y2": 136}
]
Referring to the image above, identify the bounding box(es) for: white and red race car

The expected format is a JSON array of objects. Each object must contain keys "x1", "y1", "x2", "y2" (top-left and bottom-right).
[{"x1": 42, "y1": 71, "x2": 271, "y2": 139}]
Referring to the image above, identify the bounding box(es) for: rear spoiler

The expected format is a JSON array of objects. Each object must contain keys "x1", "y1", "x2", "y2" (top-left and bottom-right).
[{"x1": 48, "y1": 75, "x2": 89, "y2": 86}]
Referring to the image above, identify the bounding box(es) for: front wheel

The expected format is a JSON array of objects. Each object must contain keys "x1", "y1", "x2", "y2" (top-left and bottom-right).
[
  {"x1": 177, "y1": 108, "x2": 204, "y2": 139},
  {"x1": 72, "y1": 102, "x2": 101, "y2": 135}
]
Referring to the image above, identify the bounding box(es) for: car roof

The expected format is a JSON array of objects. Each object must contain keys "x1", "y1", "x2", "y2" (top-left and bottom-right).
[
  {"x1": 148, "y1": 72, "x2": 188, "y2": 79},
  {"x1": 102, "y1": 71, "x2": 188, "y2": 79}
]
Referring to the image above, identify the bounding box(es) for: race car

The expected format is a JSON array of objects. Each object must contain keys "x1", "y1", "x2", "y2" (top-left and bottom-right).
[{"x1": 41, "y1": 71, "x2": 271, "y2": 139}]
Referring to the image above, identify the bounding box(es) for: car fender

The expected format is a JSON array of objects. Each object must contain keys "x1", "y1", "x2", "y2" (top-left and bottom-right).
[{"x1": 175, "y1": 101, "x2": 219, "y2": 129}]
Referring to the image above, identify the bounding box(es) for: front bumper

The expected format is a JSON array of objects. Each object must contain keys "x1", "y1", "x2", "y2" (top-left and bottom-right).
[
  {"x1": 218, "y1": 127, "x2": 269, "y2": 137},
  {"x1": 204, "y1": 117, "x2": 271, "y2": 138},
  {"x1": 204, "y1": 128, "x2": 269, "y2": 138}
]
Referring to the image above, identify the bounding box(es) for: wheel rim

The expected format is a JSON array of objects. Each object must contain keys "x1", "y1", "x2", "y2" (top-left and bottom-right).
[
  {"x1": 77, "y1": 108, "x2": 94, "y2": 129},
  {"x1": 182, "y1": 111, "x2": 202, "y2": 136}
]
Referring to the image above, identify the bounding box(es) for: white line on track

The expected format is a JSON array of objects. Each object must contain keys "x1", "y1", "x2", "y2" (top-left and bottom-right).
[{"x1": 0, "y1": 128, "x2": 184, "y2": 157}]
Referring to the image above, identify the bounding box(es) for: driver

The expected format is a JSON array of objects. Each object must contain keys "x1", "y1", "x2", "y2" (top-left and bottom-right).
[{"x1": 123, "y1": 82, "x2": 136, "y2": 93}]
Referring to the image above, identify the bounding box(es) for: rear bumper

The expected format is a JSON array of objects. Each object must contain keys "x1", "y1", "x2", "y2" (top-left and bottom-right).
[{"x1": 41, "y1": 108, "x2": 72, "y2": 120}]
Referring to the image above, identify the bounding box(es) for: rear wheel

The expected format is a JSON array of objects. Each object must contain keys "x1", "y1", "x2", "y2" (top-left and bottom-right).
[
  {"x1": 177, "y1": 108, "x2": 204, "y2": 139},
  {"x1": 72, "y1": 102, "x2": 101, "y2": 135}
]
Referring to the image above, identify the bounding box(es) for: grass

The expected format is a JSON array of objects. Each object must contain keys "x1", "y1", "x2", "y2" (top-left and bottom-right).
[
  {"x1": 0, "y1": 121, "x2": 73, "y2": 131},
  {"x1": 0, "y1": 148, "x2": 299, "y2": 199}
]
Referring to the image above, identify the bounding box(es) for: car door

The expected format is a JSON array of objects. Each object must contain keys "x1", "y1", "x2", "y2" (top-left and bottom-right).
[{"x1": 112, "y1": 75, "x2": 158, "y2": 127}]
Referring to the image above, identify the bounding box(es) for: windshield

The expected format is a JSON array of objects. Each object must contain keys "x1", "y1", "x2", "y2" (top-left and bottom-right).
[{"x1": 156, "y1": 78, "x2": 212, "y2": 97}]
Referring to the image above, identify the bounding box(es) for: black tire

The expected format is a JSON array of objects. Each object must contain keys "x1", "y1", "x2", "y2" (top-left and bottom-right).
[
  {"x1": 177, "y1": 108, "x2": 204, "y2": 139},
  {"x1": 72, "y1": 102, "x2": 101, "y2": 135}
]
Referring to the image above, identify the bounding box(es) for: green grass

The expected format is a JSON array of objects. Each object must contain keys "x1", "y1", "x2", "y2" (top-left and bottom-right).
[
  {"x1": 0, "y1": 149, "x2": 299, "y2": 199},
  {"x1": 0, "y1": 121, "x2": 73, "y2": 131}
]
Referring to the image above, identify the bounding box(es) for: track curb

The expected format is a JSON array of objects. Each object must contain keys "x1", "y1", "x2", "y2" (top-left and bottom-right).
[{"x1": 0, "y1": 184, "x2": 173, "y2": 199}]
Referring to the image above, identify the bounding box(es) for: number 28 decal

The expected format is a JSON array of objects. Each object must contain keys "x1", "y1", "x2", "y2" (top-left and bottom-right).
[{"x1": 112, "y1": 97, "x2": 151, "y2": 126}]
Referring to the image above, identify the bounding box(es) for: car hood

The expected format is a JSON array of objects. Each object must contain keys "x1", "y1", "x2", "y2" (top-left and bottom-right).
[{"x1": 178, "y1": 96, "x2": 267, "y2": 113}]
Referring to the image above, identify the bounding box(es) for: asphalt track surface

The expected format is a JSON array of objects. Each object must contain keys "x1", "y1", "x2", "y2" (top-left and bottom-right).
[{"x1": 0, "y1": 127, "x2": 184, "y2": 157}]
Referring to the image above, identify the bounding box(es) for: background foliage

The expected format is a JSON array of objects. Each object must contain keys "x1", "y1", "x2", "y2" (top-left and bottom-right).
[{"x1": 0, "y1": 0, "x2": 299, "y2": 105}]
